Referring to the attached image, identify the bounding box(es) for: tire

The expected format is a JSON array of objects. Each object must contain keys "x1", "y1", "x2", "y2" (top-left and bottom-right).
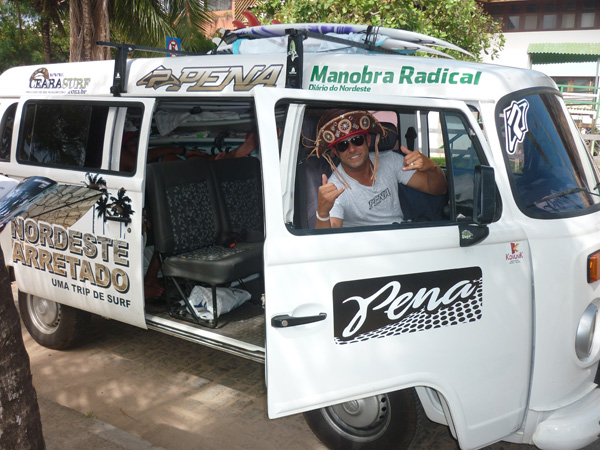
[
  {"x1": 18, "y1": 291, "x2": 91, "y2": 350},
  {"x1": 304, "y1": 389, "x2": 421, "y2": 450}
]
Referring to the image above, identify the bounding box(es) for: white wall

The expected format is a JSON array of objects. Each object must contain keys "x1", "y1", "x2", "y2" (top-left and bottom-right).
[{"x1": 482, "y1": 29, "x2": 600, "y2": 78}]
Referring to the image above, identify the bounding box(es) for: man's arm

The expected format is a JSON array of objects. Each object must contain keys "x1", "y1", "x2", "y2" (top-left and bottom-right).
[{"x1": 400, "y1": 146, "x2": 447, "y2": 195}]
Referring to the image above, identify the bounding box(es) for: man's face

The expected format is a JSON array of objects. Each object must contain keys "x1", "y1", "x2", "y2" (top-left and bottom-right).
[{"x1": 333, "y1": 133, "x2": 370, "y2": 171}]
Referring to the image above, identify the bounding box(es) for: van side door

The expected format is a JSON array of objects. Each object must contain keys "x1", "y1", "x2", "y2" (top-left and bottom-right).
[
  {"x1": 4, "y1": 96, "x2": 155, "y2": 329},
  {"x1": 256, "y1": 87, "x2": 533, "y2": 449}
]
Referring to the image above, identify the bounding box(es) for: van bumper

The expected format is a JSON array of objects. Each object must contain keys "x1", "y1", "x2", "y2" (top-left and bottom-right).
[{"x1": 533, "y1": 388, "x2": 600, "y2": 450}]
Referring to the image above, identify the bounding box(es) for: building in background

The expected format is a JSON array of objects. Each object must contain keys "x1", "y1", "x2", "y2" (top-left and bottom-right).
[
  {"x1": 205, "y1": 0, "x2": 257, "y2": 37},
  {"x1": 478, "y1": 0, "x2": 600, "y2": 138}
]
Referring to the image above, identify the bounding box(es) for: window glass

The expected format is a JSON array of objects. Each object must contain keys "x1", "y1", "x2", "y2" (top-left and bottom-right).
[
  {"x1": 497, "y1": 92, "x2": 600, "y2": 217},
  {"x1": 18, "y1": 102, "x2": 109, "y2": 169},
  {"x1": 542, "y1": 14, "x2": 557, "y2": 28},
  {"x1": 207, "y1": 0, "x2": 232, "y2": 11},
  {"x1": 444, "y1": 112, "x2": 484, "y2": 221},
  {"x1": 0, "y1": 103, "x2": 17, "y2": 162},
  {"x1": 524, "y1": 15, "x2": 538, "y2": 30},
  {"x1": 561, "y1": 13, "x2": 576, "y2": 28},
  {"x1": 146, "y1": 100, "x2": 259, "y2": 165},
  {"x1": 508, "y1": 15, "x2": 520, "y2": 30},
  {"x1": 118, "y1": 107, "x2": 143, "y2": 173},
  {"x1": 581, "y1": 12, "x2": 595, "y2": 28},
  {"x1": 288, "y1": 104, "x2": 490, "y2": 232}
]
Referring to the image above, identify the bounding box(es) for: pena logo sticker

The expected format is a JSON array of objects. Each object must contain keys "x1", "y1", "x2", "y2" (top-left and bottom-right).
[
  {"x1": 503, "y1": 99, "x2": 529, "y2": 155},
  {"x1": 333, "y1": 267, "x2": 483, "y2": 345}
]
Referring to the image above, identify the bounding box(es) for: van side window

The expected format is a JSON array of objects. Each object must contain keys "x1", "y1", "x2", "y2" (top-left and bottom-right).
[
  {"x1": 443, "y1": 112, "x2": 484, "y2": 221},
  {"x1": 118, "y1": 107, "x2": 143, "y2": 173},
  {"x1": 17, "y1": 101, "x2": 108, "y2": 169},
  {"x1": 0, "y1": 103, "x2": 17, "y2": 162},
  {"x1": 289, "y1": 104, "x2": 491, "y2": 231}
]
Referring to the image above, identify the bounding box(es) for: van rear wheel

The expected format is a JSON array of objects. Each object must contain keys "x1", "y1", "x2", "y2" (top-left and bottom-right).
[
  {"x1": 18, "y1": 291, "x2": 90, "y2": 350},
  {"x1": 304, "y1": 389, "x2": 420, "y2": 450}
]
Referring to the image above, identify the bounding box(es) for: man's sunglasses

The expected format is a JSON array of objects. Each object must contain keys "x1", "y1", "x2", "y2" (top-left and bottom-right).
[{"x1": 333, "y1": 135, "x2": 365, "y2": 153}]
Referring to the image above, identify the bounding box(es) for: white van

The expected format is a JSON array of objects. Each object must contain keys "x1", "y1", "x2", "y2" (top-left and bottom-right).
[{"x1": 1, "y1": 24, "x2": 599, "y2": 450}]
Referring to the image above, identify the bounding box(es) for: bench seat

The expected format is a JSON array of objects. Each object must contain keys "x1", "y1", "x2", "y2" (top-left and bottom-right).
[{"x1": 146, "y1": 156, "x2": 264, "y2": 327}]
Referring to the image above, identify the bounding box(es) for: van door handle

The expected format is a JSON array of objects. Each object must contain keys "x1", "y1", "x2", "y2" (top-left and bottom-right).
[{"x1": 271, "y1": 313, "x2": 327, "y2": 328}]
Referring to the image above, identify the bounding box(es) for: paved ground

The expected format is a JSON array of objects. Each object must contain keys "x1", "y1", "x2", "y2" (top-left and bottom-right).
[
  {"x1": 14, "y1": 282, "x2": 600, "y2": 450},
  {"x1": 25, "y1": 314, "x2": 326, "y2": 450}
]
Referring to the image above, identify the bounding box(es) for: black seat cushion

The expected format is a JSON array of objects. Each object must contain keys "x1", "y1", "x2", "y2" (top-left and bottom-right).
[
  {"x1": 146, "y1": 159, "x2": 221, "y2": 256},
  {"x1": 211, "y1": 157, "x2": 264, "y2": 244},
  {"x1": 161, "y1": 242, "x2": 263, "y2": 285}
]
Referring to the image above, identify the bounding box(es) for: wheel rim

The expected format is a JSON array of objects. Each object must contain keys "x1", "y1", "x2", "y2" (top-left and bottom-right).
[
  {"x1": 27, "y1": 295, "x2": 61, "y2": 335},
  {"x1": 322, "y1": 394, "x2": 391, "y2": 442}
]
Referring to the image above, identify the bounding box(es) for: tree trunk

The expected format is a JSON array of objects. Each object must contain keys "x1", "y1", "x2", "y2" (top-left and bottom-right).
[
  {"x1": 82, "y1": 0, "x2": 93, "y2": 61},
  {"x1": 14, "y1": 0, "x2": 24, "y2": 42},
  {"x1": 70, "y1": 0, "x2": 84, "y2": 61},
  {"x1": 70, "y1": 0, "x2": 111, "y2": 62},
  {"x1": 41, "y1": 17, "x2": 52, "y2": 63},
  {"x1": 0, "y1": 251, "x2": 45, "y2": 449},
  {"x1": 92, "y1": 0, "x2": 111, "y2": 61}
]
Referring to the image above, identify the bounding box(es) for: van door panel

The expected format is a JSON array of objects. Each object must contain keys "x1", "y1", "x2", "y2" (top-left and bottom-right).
[
  {"x1": 255, "y1": 88, "x2": 532, "y2": 449},
  {"x1": 5, "y1": 97, "x2": 155, "y2": 329}
]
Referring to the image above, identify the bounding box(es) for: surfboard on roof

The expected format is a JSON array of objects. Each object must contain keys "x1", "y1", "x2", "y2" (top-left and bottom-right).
[{"x1": 222, "y1": 22, "x2": 473, "y2": 58}]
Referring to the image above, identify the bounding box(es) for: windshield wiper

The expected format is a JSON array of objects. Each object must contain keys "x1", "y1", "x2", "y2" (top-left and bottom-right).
[{"x1": 528, "y1": 187, "x2": 589, "y2": 208}]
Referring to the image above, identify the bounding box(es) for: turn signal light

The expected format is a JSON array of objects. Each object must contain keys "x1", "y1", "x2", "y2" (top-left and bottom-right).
[{"x1": 588, "y1": 251, "x2": 600, "y2": 283}]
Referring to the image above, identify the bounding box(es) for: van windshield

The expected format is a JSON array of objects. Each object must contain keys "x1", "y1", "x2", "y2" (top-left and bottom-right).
[{"x1": 498, "y1": 91, "x2": 600, "y2": 218}]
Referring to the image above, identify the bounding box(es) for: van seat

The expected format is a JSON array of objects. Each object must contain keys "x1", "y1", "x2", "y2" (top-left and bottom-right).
[{"x1": 145, "y1": 157, "x2": 263, "y2": 327}]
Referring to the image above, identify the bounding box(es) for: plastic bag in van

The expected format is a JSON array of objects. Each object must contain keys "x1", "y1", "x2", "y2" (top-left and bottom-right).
[{"x1": 188, "y1": 286, "x2": 251, "y2": 320}]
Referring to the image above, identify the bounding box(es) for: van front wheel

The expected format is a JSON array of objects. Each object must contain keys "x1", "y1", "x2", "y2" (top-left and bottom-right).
[
  {"x1": 304, "y1": 389, "x2": 420, "y2": 450},
  {"x1": 18, "y1": 291, "x2": 90, "y2": 350}
]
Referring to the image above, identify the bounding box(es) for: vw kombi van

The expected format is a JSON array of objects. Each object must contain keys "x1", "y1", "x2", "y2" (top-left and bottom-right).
[{"x1": 0, "y1": 24, "x2": 599, "y2": 450}]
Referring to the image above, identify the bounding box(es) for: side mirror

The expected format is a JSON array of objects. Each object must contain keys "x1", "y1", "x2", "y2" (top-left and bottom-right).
[
  {"x1": 460, "y1": 165, "x2": 495, "y2": 247},
  {"x1": 473, "y1": 165, "x2": 495, "y2": 225}
]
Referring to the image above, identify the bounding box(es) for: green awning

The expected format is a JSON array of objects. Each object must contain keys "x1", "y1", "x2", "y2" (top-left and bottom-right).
[{"x1": 528, "y1": 43, "x2": 600, "y2": 64}]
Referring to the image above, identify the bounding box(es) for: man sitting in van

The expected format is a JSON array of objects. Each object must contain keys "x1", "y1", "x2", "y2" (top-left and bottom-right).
[{"x1": 313, "y1": 109, "x2": 447, "y2": 229}]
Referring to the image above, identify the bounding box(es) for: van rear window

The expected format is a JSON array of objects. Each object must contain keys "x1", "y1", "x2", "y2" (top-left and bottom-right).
[{"x1": 17, "y1": 102, "x2": 108, "y2": 169}]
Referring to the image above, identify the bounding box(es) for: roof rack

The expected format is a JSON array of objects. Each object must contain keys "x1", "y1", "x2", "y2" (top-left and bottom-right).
[
  {"x1": 96, "y1": 41, "x2": 204, "y2": 96},
  {"x1": 98, "y1": 24, "x2": 472, "y2": 95}
]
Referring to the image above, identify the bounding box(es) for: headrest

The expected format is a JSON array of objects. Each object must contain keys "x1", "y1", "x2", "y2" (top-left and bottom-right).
[{"x1": 371, "y1": 122, "x2": 398, "y2": 152}]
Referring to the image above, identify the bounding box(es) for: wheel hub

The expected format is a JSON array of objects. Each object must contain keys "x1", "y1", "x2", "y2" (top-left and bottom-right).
[
  {"x1": 324, "y1": 394, "x2": 390, "y2": 442},
  {"x1": 29, "y1": 296, "x2": 61, "y2": 334},
  {"x1": 332, "y1": 397, "x2": 382, "y2": 428}
]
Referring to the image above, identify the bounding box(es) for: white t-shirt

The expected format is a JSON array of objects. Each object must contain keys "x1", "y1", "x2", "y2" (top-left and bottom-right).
[{"x1": 329, "y1": 151, "x2": 414, "y2": 227}]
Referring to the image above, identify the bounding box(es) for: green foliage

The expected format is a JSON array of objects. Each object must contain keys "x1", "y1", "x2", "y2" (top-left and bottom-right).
[
  {"x1": 431, "y1": 156, "x2": 446, "y2": 168},
  {"x1": 0, "y1": 3, "x2": 43, "y2": 73},
  {"x1": 252, "y1": 0, "x2": 504, "y2": 61},
  {"x1": 0, "y1": 2, "x2": 69, "y2": 72},
  {"x1": 111, "y1": 0, "x2": 215, "y2": 55}
]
